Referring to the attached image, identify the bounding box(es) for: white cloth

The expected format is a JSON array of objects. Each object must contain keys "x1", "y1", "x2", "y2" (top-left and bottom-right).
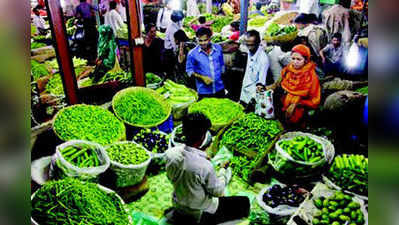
[
  {"x1": 268, "y1": 46, "x2": 284, "y2": 83},
  {"x1": 104, "y1": 9, "x2": 124, "y2": 35},
  {"x1": 186, "y1": 0, "x2": 200, "y2": 17},
  {"x1": 240, "y1": 46, "x2": 270, "y2": 104},
  {"x1": 156, "y1": 7, "x2": 173, "y2": 30},
  {"x1": 116, "y1": 3, "x2": 127, "y2": 22},
  {"x1": 298, "y1": 0, "x2": 320, "y2": 17},
  {"x1": 32, "y1": 14, "x2": 46, "y2": 31},
  {"x1": 206, "y1": 0, "x2": 212, "y2": 13},
  {"x1": 165, "y1": 145, "x2": 225, "y2": 222},
  {"x1": 164, "y1": 22, "x2": 181, "y2": 50}
]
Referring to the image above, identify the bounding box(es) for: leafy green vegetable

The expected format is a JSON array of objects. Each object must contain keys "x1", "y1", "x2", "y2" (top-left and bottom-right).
[
  {"x1": 31, "y1": 60, "x2": 49, "y2": 80},
  {"x1": 113, "y1": 88, "x2": 170, "y2": 127},
  {"x1": 328, "y1": 154, "x2": 368, "y2": 196},
  {"x1": 249, "y1": 209, "x2": 271, "y2": 225},
  {"x1": 188, "y1": 98, "x2": 244, "y2": 126},
  {"x1": 211, "y1": 33, "x2": 228, "y2": 43},
  {"x1": 146, "y1": 72, "x2": 162, "y2": 84},
  {"x1": 45, "y1": 73, "x2": 64, "y2": 95},
  {"x1": 31, "y1": 178, "x2": 130, "y2": 225},
  {"x1": 100, "y1": 70, "x2": 133, "y2": 84},
  {"x1": 248, "y1": 16, "x2": 270, "y2": 27},
  {"x1": 106, "y1": 142, "x2": 150, "y2": 165},
  {"x1": 31, "y1": 42, "x2": 47, "y2": 49},
  {"x1": 46, "y1": 57, "x2": 87, "y2": 70},
  {"x1": 266, "y1": 23, "x2": 297, "y2": 37},
  {"x1": 53, "y1": 105, "x2": 126, "y2": 145},
  {"x1": 211, "y1": 16, "x2": 234, "y2": 33},
  {"x1": 355, "y1": 86, "x2": 368, "y2": 94},
  {"x1": 156, "y1": 79, "x2": 197, "y2": 106}
]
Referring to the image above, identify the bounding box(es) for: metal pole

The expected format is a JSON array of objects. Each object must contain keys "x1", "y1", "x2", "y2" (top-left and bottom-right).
[
  {"x1": 239, "y1": 0, "x2": 249, "y2": 35},
  {"x1": 45, "y1": 0, "x2": 79, "y2": 104}
]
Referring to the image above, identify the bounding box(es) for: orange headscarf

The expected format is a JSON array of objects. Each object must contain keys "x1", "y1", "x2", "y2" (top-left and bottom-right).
[{"x1": 280, "y1": 44, "x2": 321, "y2": 123}]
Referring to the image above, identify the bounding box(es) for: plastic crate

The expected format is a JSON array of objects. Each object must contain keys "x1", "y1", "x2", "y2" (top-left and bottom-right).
[{"x1": 320, "y1": 0, "x2": 339, "y2": 4}]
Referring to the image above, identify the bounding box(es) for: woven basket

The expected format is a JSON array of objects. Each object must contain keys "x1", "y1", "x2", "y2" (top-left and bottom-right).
[
  {"x1": 264, "y1": 30, "x2": 298, "y2": 43},
  {"x1": 112, "y1": 87, "x2": 172, "y2": 128},
  {"x1": 53, "y1": 104, "x2": 126, "y2": 144}
]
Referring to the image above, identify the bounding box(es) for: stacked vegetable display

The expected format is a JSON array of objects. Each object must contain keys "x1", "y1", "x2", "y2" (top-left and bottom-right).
[
  {"x1": 53, "y1": 105, "x2": 126, "y2": 145},
  {"x1": 262, "y1": 184, "x2": 305, "y2": 208},
  {"x1": 278, "y1": 136, "x2": 324, "y2": 163},
  {"x1": 312, "y1": 192, "x2": 365, "y2": 225},
  {"x1": 31, "y1": 60, "x2": 50, "y2": 81},
  {"x1": 327, "y1": 154, "x2": 368, "y2": 196},
  {"x1": 106, "y1": 142, "x2": 150, "y2": 165},
  {"x1": 31, "y1": 178, "x2": 130, "y2": 225},
  {"x1": 61, "y1": 145, "x2": 100, "y2": 168},
  {"x1": 133, "y1": 129, "x2": 169, "y2": 154},
  {"x1": 211, "y1": 33, "x2": 228, "y2": 43},
  {"x1": 220, "y1": 113, "x2": 283, "y2": 180},
  {"x1": 31, "y1": 42, "x2": 47, "y2": 49},
  {"x1": 266, "y1": 23, "x2": 297, "y2": 37},
  {"x1": 113, "y1": 87, "x2": 171, "y2": 127},
  {"x1": 188, "y1": 98, "x2": 244, "y2": 130},
  {"x1": 156, "y1": 79, "x2": 197, "y2": 106},
  {"x1": 248, "y1": 16, "x2": 270, "y2": 28}
]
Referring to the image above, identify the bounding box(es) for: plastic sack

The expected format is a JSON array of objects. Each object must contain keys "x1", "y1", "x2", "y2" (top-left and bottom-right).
[
  {"x1": 105, "y1": 141, "x2": 152, "y2": 188},
  {"x1": 268, "y1": 132, "x2": 334, "y2": 178},
  {"x1": 50, "y1": 140, "x2": 110, "y2": 181},
  {"x1": 211, "y1": 146, "x2": 233, "y2": 169},
  {"x1": 257, "y1": 182, "x2": 307, "y2": 216},
  {"x1": 255, "y1": 90, "x2": 275, "y2": 119},
  {"x1": 286, "y1": 182, "x2": 368, "y2": 225}
]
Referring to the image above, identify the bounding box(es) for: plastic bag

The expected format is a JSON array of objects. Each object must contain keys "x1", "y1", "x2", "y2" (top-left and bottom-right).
[
  {"x1": 211, "y1": 146, "x2": 233, "y2": 169},
  {"x1": 105, "y1": 141, "x2": 152, "y2": 187},
  {"x1": 50, "y1": 140, "x2": 110, "y2": 181},
  {"x1": 255, "y1": 90, "x2": 275, "y2": 119},
  {"x1": 268, "y1": 132, "x2": 334, "y2": 178}
]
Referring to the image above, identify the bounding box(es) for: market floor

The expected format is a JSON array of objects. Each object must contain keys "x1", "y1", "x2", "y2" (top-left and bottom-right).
[{"x1": 127, "y1": 172, "x2": 267, "y2": 225}]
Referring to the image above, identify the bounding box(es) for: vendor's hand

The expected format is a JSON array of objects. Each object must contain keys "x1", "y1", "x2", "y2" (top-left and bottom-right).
[
  {"x1": 201, "y1": 76, "x2": 214, "y2": 85},
  {"x1": 256, "y1": 84, "x2": 265, "y2": 93},
  {"x1": 285, "y1": 103, "x2": 297, "y2": 118}
]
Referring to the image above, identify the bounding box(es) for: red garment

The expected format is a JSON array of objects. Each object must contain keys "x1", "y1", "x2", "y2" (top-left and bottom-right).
[
  {"x1": 229, "y1": 31, "x2": 240, "y2": 41},
  {"x1": 292, "y1": 44, "x2": 311, "y2": 61}
]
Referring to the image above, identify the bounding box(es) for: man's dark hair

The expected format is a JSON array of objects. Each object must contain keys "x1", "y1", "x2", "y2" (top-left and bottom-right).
[
  {"x1": 33, "y1": 6, "x2": 40, "y2": 13},
  {"x1": 110, "y1": 1, "x2": 117, "y2": 9},
  {"x1": 246, "y1": 30, "x2": 261, "y2": 44},
  {"x1": 196, "y1": 27, "x2": 212, "y2": 38},
  {"x1": 332, "y1": 33, "x2": 342, "y2": 41},
  {"x1": 145, "y1": 23, "x2": 156, "y2": 34},
  {"x1": 230, "y1": 21, "x2": 240, "y2": 31},
  {"x1": 256, "y1": 2, "x2": 262, "y2": 10},
  {"x1": 182, "y1": 113, "x2": 211, "y2": 146},
  {"x1": 174, "y1": 30, "x2": 189, "y2": 43},
  {"x1": 198, "y1": 16, "x2": 206, "y2": 24},
  {"x1": 80, "y1": 0, "x2": 87, "y2": 2}
]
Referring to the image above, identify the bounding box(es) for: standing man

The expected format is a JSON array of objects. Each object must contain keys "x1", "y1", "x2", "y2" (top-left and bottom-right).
[
  {"x1": 75, "y1": 0, "x2": 98, "y2": 62},
  {"x1": 156, "y1": 2, "x2": 173, "y2": 32},
  {"x1": 104, "y1": 1, "x2": 124, "y2": 35},
  {"x1": 186, "y1": 27, "x2": 226, "y2": 99},
  {"x1": 240, "y1": 30, "x2": 270, "y2": 105},
  {"x1": 163, "y1": 10, "x2": 184, "y2": 79},
  {"x1": 32, "y1": 6, "x2": 47, "y2": 35},
  {"x1": 165, "y1": 113, "x2": 250, "y2": 224}
]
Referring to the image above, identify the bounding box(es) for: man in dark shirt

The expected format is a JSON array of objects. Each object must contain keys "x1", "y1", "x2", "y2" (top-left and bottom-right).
[
  {"x1": 75, "y1": 0, "x2": 98, "y2": 62},
  {"x1": 143, "y1": 23, "x2": 164, "y2": 74}
]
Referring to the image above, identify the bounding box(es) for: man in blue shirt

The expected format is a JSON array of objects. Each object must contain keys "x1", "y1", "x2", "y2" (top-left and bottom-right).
[{"x1": 186, "y1": 27, "x2": 226, "y2": 99}]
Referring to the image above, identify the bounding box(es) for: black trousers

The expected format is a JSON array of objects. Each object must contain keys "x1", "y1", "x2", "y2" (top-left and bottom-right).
[
  {"x1": 199, "y1": 196, "x2": 250, "y2": 225},
  {"x1": 198, "y1": 89, "x2": 226, "y2": 100}
]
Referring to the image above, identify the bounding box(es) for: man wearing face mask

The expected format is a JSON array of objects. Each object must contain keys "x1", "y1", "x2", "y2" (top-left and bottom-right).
[
  {"x1": 186, "y1": 27, "x2": 226, "y2": 99},
  {"x1": 240, "y1": 30, "x2": 270, "y2": 105}
]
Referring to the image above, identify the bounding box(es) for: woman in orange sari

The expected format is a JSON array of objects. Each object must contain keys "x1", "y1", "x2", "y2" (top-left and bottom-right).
[{"x1": 268, "y1": 44, "x2": 321, "y2": 125}]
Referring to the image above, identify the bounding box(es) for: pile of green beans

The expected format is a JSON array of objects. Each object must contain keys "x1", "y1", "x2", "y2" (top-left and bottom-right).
[
  {"x1": 31, "y1": 178, "x2": 130, "y2": 225},
  {"x1": 279, "y1": 136, "x2": 323, "y2": 163},
  {"x1": 61, "y1": 145, "x2": 100, "y2": 168}
]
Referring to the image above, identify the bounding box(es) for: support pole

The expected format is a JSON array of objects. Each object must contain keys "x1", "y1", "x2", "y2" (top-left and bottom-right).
[
  {"x1": 239, "y1": 0, "x2": 249, "y2": 35},
  {"x1": 45, "y1": 0, "x2": 79, "y2": 104},
  {"x1": 126, "y1": 0, "x2": 145, "y2": 86}
]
